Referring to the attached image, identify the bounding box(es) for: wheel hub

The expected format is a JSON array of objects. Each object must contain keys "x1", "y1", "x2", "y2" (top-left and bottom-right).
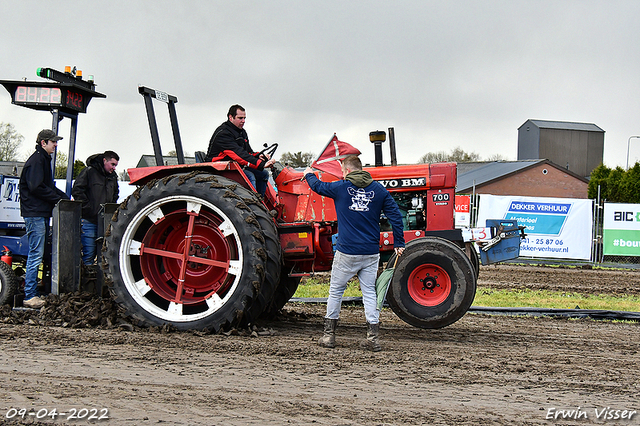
[
  {"x1": 420, "y1": 274, "x2": 439, "y2": 291},
  {"x1": 188, "y1": 243, "x2": 210, "y2": 269},
  {"x1": 139, "y1": 209, "x2": 234, "y2": 305},
  {"x1": 408, "y1": 264, "x2": 452, "y2": 306}
]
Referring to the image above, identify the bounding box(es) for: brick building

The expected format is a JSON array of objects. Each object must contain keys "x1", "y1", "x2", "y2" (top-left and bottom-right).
[{"x1": 456, "y1": 159, "x2": 589, "y2": 199}]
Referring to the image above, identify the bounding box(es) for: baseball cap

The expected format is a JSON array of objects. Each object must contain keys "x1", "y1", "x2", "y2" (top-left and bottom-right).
[{"x1": 36, "y1": 129, "x2": 63, "y2": 143}]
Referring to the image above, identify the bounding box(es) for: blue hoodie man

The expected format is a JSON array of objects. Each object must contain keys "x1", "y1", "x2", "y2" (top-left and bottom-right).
[{"x1": 304, "y1": 155, "x2": 405, "y2": 351}]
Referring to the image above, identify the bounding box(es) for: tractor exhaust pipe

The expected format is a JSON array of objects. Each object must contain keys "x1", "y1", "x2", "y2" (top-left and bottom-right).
[
  {"x1": 369, "y1": 130, "x2": 386, "y2": 167},
  {"x1": 388, "y1": 127, "x2": 397, "y2": 166}
]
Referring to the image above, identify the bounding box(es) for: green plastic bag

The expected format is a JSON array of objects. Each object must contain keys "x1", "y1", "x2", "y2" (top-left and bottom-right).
[{"x1": 375, "y1": 256, "x2": 398, "y2": 310}]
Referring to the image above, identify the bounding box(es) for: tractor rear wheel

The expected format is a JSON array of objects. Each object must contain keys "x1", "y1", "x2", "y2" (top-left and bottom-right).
[
  {"x1": 260, "y1": 265, "x2": 301, "y2": 318},
  {"x1": 0, "y1": 261, "x2": 18, "y2": 306},
  {"x1": 240, "y1": 196, "x2": 282, "y2": 326},
  {"x1": 387, "y1": 237, "x2": 476, "y2": 329},
  {"x1": 103, "y1": 172, "x2": 268, "y2": 332}
]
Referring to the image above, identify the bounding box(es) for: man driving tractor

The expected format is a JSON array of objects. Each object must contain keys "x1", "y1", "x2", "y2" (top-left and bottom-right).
[{"x1": 205, "y1": 104, "x2": 275, "y2": 196}]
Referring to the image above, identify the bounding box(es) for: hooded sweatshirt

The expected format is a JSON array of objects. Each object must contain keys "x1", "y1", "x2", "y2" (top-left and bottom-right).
[
  {"x1": 305, "y1": 170, "x2": 405, "y2": 255},
  {"x1": 71, "y1": 154, "x2": 119, "y2": 223}
]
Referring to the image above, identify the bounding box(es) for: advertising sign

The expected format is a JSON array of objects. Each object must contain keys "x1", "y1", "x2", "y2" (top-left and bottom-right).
[
  {"x1": 476, "y1": 194, "x2": 592, "y2": 260},
  {"x1": 454, "y1": 195, "x2": 471, "y2": 228},
  {"x1": 0, "y1": 176, "x2": 24, "y2": 228},
  {"x1": 602, "y1": 203, "x2": 640, "y2": 256}
]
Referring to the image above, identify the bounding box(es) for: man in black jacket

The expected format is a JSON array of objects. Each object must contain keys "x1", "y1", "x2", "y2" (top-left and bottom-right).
[
  {"x1": 19, "y1": 129, "x2": 69, "y2": 309},
  {"x1": 205, "y1": 105, "x2": 275, "y2": 195},
  {"x1": 72, "y1": 151, "x2": 119, "y2": 265}
]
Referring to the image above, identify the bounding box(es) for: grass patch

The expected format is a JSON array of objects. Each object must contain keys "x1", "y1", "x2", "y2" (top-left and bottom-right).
[
  {"x1": 293, "y1": 278, "x2": 363, "y2": 298},
  {"x1": 474, "y1": 288, "x2": 640, "y2": 311},
  {"x1": 294, "y1": 279, "x2": 640, "y2": 312}
]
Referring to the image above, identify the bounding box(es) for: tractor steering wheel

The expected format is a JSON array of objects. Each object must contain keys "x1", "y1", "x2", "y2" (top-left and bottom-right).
[{"x1": 258, "y1": 143, "x2": 278, "y2": 160}]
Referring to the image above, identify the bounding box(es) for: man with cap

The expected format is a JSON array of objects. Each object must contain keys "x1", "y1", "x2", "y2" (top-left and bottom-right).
[{"x1": 19, "y1": 129, "x2": 69, "y2": 309}]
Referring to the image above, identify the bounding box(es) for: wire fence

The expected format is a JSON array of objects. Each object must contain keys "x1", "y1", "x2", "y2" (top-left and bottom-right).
[{"x1": 467, "y1": 193, "x2": 640, "y2": 268}]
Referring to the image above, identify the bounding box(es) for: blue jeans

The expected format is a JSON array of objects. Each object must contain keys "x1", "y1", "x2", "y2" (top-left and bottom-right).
[
  {"x1": 243, "y1": 167, "x2": 270, "y2": 196},
  {"x1": 24, "y1": 217, "x2": 48, "y2": 300},
  {"x1": 326, "y1": 251, "x2": 381, "y2": 324},
  {"x1": 80, "y1": 219, "x2": 98, "y2": 265}
]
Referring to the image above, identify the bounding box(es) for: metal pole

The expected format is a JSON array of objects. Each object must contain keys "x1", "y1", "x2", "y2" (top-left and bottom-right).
[
  {"x1": 64, "y1": 115, "x2": 78, "y2": 197},
  {"x1": 142, "y1": 92, "x2": 164, "y2": 166},
  {"x1": 471, "y1": 180, "x2": 477, "y2": 227},
  {"x1": 168, "y1": 101, "x2": 185, "y2": 165},
  {"x1": 591, "y1": 190, "x2": 595, "y2": 263},
  {"x1": 388, "y1": 127, "x2": 397, "y2": 166},
  {"x1": 626, "y1": 136, "x2": 640, "y2": 170},
  {"x1": 596, "y1": 185, "x2": 602, "y2": 264},
  {"x1": 50, "y1": 109, "x2": 60, "y2": 177}
]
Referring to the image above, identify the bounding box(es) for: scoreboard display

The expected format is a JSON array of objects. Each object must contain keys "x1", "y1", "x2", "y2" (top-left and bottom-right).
[
  {"x1": 9, "y1": 83, "x2": 87, "y2": 112},
  {"x1": 0, "y1": 67, "x2": 105, "y2": 114}
]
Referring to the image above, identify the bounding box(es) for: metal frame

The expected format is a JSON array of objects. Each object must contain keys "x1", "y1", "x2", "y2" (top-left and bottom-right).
[{"x1": 138, "y1": 86, "x2": 185, "y2": 166}]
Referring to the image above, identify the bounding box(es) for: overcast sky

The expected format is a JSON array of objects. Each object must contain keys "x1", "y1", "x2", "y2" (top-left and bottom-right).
[{"x1": 2, "y1": 0, "x2": 640, "y2": 174}]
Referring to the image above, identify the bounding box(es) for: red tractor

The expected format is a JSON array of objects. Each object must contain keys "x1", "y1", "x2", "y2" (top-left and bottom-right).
[{"x1": 102, "y1": 88, "x2": 518, "y2": 331}]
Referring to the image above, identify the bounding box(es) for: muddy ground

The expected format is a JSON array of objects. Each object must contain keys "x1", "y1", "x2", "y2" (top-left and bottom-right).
[{"x1": 1, "y1": 264, "x2": 639, "y2": 425}]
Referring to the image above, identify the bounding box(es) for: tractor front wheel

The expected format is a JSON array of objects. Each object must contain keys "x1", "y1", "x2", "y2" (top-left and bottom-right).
[{"x1": 387, "y1": 237, "x2": 476, "y2": 329}]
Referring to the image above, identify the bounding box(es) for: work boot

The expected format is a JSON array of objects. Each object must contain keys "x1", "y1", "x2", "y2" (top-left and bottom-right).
[
  {"x1": 318, "y1": 318, "x2": 338, "y2": 348},
  {"x1": 360, "y1": 322, "x2": 382, "y2": 352},
  {"x1": 82, "y1": 264, "x2": 98, "y2": 279},
  {"x1": 23, "y1": 296, "x2": 45, "y2": 309}
]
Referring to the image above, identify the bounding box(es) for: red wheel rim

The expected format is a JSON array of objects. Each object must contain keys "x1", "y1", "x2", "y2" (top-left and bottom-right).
[
  {"x1": 407, "y1": 263, "x2": 451, "y2": 306},
  {"x1": 139, "y1": 208, "x2": 236, "y2": 305}
]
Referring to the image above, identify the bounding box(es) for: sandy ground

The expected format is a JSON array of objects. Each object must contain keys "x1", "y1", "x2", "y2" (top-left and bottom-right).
[{"x1": 1, "y1": 264, "x2": 639, "y2": 426}]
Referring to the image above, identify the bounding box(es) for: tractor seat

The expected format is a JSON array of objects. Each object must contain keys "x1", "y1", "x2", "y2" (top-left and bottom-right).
[{"x1": 195, "y1": 151, "x2": 207, "y2": 163}]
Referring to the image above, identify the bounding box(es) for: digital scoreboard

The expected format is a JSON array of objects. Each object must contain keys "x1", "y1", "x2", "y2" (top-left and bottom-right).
[
  {"x1": 1, "y1": 66, "x2": 107, "y2": 199},
  {"x1": 7, "y1": 82, "x2": 88, "y2": 112},
  {"x1": 0, "y1": 67, "x2": 105, "y2": 114}
]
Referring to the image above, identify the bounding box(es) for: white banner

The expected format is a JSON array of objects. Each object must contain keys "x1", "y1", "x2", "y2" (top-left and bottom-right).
[{"x1": 476, "y1": 194, "x2": 592, "y2": 260}]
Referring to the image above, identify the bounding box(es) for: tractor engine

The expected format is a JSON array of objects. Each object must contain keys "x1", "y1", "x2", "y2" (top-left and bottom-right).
[{"x1": 383, "y1": 191, "x2": 425, "y2": 232}]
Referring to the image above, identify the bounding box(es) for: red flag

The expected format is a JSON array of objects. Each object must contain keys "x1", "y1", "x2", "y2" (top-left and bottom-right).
[{"x1": 311, "y1": 134, "x2": 361, "y2": 178}]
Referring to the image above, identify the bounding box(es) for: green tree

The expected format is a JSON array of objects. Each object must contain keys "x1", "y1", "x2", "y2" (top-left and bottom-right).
[
  {"x1": 419, "y1": 150, "x2": 450, "y2": 163},
  {"x1": 419, "y1": 146, "x2": 481, "y2": 164},
  {"x1": 167, "y1": 149, "x2": 191, "y2": 157},
  {"x1": 279, "y1": 151, "x2": 315, "y2": 167},
  {"x1": 0, "y1": 122, "x2": 24, "y2": 161},
  {"x1": 485, "y1": 153, "x2": 510, "y2": 161},
  {"x1": 54, "y1": 151, "x2": 67, "y2": 179},
  {"x1": 606, "y1": 167, "x2": 625, "y2": 202},
  {"x1": 73, "y1": 159, "x2": 86, "y2": 178},
  {"x1": 588, "y1": 164, "x2": 611, "y2": 199},
  {"x1": 587, "y1": 163, "x2": 640, "y2": 203},
  {"x1": 620, "y1": 163, "x2": 640, "y2": 203},
  {"x1": 54, "y1": 153, "x2": 86, "y2": 179}
]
